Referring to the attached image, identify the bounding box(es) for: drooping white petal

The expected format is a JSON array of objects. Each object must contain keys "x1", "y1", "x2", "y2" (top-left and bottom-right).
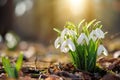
[
  {"x1": 77, "y1": 33, "x2": 84, "y2": 44},
  {"x1": 77, "y1": 33, "x2": 89, "y2": 45},
  {"x1": 97, "y1": 45, "x2": 108, "y2": 56},
  {"x1": 89, "y1": 30, "x2": 97, "y2": 41},
  {"x1": 54, "y1": 37, "x2": 61, "y2": 49},
  {"x1": 60, "y1": 39, "x2": 75, "y2": 53},
  {"x1": 95, "y1": 28, "x2": 105, "y2": 39},
  {"x1": 60, "y1": 40, "x2": 69, "y2": 53},
  {"x1": 67, "y1": 39, "x2": 76, "y2": 51}
]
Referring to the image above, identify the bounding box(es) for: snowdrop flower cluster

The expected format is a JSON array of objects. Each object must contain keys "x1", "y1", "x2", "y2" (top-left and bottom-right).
[
  {"x1": 54, "y1": 20, "x2": 108, "y2": 72},
  {"x1": 54, "y1": 24, "x2": 108, "y2": 56}
]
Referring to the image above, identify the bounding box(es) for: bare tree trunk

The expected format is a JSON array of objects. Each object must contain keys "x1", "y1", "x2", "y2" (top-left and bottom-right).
[{"x1": 0, "y1": 0, "x2": 13, "y2": 37}]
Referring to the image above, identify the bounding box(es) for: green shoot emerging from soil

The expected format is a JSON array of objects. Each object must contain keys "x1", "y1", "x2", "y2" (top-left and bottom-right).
[
  {"x1": 54, "y1": 19, "x2": 108, "y2": 72},
  {"x1": 2, "y1": 52, "x2": 23, "y2": 78}
]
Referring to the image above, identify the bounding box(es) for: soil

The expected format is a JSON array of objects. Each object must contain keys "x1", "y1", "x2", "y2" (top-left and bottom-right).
[{"x1": 0, "y1": 42, "x2": 120, "y2": 80}]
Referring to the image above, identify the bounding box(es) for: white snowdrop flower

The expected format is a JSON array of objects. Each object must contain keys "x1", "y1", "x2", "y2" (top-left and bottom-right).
[
  {"x1": 69, "y1": 30, "x2": 77, "y2": 37},
  {"x1": 77, "y1": 33, "x2": 89, "y2": 45},
  {"x1": 54, "y1": 37, "x2": 62, "y2": 49},
  {"x1": 61, "y1": 28, "x2": 69, "y2": 39},
  {"x1": 95, "y1": 28, "x2": 105, "y2": 39},
  {"x1": 89, "y1": 30, "x2": 97, "y2": 41},
  {"x1": 61, "y1": 28, "x2": 76, "y2": 39},
  {"x1": 60, "y1": 39, "x2": 75, "y2": 53},
  {"x1": 97, "y1": 45, "x2": 108, "y2": 56}
]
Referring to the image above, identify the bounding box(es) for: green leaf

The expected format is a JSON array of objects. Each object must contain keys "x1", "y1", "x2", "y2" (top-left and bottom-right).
[
  {"x1": 78, "y1": 19, "x2": 85, "y2": 29},
  {"x1": 2, "y1": 57, "x2": 17, "y2": 78},
  {"x1": 86, "y1": 19, "x2": 96, "y2": 29},
  {"x1": 2, "y1": 57, "x2": 11, "y2": 72},
  {"x1": 87, "y1": 40, "x2": 96, "y2": 70},
  {"x1": 94, "y1": 21, "x2": 101, "y2": 27},
  {"x1": 65, "y1": 21, "x2": 76, "y2": 30},
  {"x1": 10, "y1": 67, "x2": 18, "y2": 78},
  {"x1": 99, "y1": 25, "x2": 103, "y2": 29},
  {"x1": 15, "y1": 52, "x2": 23, "y2": 71},
  {"x1": 53, "y1": 28, "x2": 61, "y2": 34}
]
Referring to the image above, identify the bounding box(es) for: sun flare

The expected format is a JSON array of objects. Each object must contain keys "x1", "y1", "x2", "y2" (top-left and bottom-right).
[{"x1": 69, "y1": 0, "x2": 86, "y2": 15}]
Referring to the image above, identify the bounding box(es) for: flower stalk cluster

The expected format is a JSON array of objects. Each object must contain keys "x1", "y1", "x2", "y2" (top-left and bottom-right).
[{"x1": 54, "y1": 20, "x2": 108, "y2": 72}]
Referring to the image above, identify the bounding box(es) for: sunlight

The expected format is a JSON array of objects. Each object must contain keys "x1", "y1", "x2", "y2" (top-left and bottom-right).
[{"x1": 69, "y1": 0, "x2": 86, "y2": 15}]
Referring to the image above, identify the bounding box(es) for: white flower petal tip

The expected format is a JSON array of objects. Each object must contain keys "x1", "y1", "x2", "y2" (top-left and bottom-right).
[
  {"x1": 77, "y1": 33, "x2": 89, "y2": 45},
  {"x1": 67, "y1": 39, "x2": 76, "y2": 51},
  {"x1": 60, "y1": 39, "x2": 75, "y2": 53},
  {"x1": 95, "y1": 28, "x2": 105, "y2": 39},
  {"x1": 97, "y1": 45, "x2": 108, "y2": 56},
  {"x1": 54, "y1": 37, "x2": 61, "y2": 49},
  {"x1": 60, "y1": 40, "x2": 69, "y2": 53}
]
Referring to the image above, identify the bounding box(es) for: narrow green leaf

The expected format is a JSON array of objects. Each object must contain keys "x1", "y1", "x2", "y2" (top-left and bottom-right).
[
  {"x1": 78, "y1": 19, "x2": 85, "y2": 29},
  {"x1": 15, "y1": 52, "x2": 23, "y2": 71},
  {"x1": 53, "y1": 28, "x2": 61, "y2": 34},
  {"x1": 94, "y1": 21, "x2": 101, "y2": 27},
  {"x1": 2, "y1": 57, "x2": 16, "y2": 78},
  {"x1": 2, "y1": 57, "x2": 11, "y2": 68},
  {"x1": 99, "y1": 25, "x2": 103, "y2": 28},
  {"x1": 87, "y1": 40, "x2": 96, "y2": 70},
  {"x1": 86, "y1": 19, "x2": 96, "y2": 29}
]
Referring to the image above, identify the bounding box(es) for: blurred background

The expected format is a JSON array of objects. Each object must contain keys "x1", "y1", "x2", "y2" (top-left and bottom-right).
[{"x1": 0, "y1": 0, "x2": 120, "y2": 48}]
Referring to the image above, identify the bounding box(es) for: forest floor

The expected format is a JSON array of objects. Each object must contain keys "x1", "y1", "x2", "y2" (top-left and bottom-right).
[{"x1": 0, "y1": 39, "x2": 120, "y2": 80}]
